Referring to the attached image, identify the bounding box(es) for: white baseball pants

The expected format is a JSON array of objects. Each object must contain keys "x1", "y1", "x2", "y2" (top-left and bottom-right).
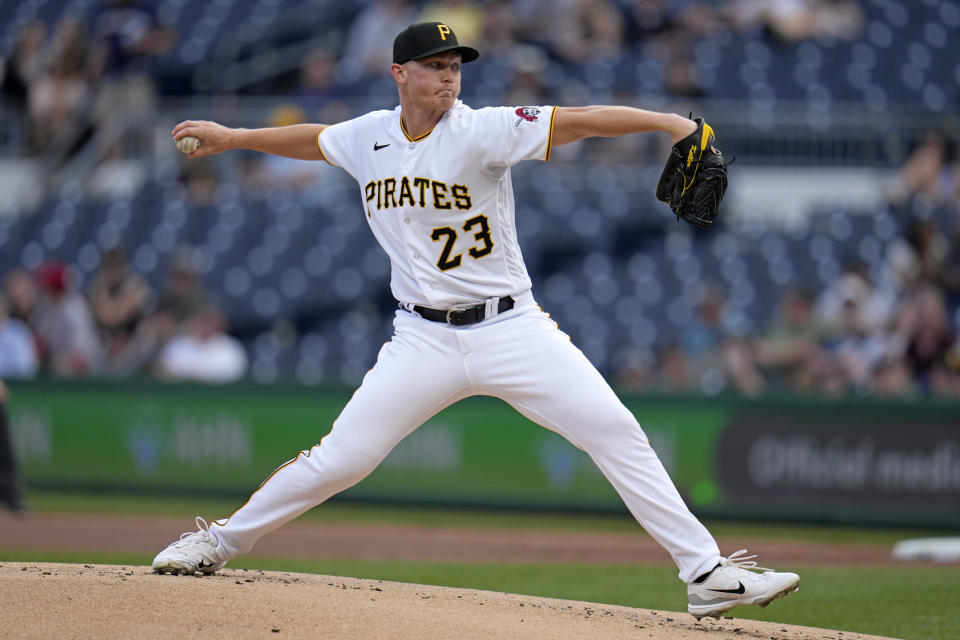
[{"x1": 211, "y1": 293, "x2": 721, "y2": 582}]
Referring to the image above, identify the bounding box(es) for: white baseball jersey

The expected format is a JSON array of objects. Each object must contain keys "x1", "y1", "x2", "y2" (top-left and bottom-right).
[{"x1": 317, "y1": 100, "x2": 555, "y2": 309}]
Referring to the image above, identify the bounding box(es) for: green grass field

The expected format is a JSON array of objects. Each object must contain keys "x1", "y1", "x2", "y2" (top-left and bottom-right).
[{"x1": 4, "y1": 492, "x2": 959, "y2": 640}]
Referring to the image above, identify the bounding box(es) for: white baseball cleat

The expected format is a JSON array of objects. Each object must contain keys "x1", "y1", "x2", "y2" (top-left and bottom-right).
[
  {"x1": 687, "y1": 549, "x2": 799, "y2": 620},
  {"x1": 152, "y1": 516, "x2": 229, "y2": 575}
]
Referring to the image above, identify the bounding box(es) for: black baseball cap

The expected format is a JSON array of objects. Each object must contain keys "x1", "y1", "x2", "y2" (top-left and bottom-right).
[{"x1": 393, "y1": 22, "x2": 479, "y2": 65}]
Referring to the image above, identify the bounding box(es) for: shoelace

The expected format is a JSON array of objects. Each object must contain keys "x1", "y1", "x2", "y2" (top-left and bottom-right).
[
  {"x1": 170, "y1": 516, "x2": 217, "y2": 549},
  {"x1": 719, "y1": 549, "x2": 772, "y2": 573}
]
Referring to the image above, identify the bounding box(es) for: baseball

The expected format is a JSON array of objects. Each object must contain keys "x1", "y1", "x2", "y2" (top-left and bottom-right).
[{"x1": 176, "y1": 136, "x2": 202, "y2": 154}]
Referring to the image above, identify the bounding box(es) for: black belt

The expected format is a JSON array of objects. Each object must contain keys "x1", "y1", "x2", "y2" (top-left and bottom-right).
[{"x1": 411, "y1": 296, "x2": 515, "y2": 326}]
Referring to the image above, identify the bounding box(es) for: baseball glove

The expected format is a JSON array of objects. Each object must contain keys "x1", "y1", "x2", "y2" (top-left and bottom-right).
[{"x1": 655, "y1": 117, "x2": 728, "y2": 229}]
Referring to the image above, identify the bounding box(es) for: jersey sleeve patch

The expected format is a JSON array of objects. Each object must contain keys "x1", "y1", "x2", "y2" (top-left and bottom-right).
[{"x1": 514, "y1": 107, "x2": 541, "y2": 124}]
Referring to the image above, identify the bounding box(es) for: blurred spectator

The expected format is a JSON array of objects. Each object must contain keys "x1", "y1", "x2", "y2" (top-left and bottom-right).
[
  {"x1": 656, "y1": 342, "x2": 697, "y2": 391},
  {"x1": 752, "y1": 287, "x2": 823, "y2": 391},
  {"x1": 870, "y1": 355, "x2": 914, "y2": 398},
  {"x1": 2, "y1": 269, "x2": 38, "y2": 327},
  {"x1": 0, "y1": 294, "x2": 38, "y2": 379},
  {"x1": 901, "y1": 285, "x2": 955, "y2": 394},
  {"x1": 512, "y1": 0, "x2": 554, "y2": 43},
  {"x1": 623, "y1": 0, "x2": 674, "y2": 43},
  {"x1": 933, "y1": 340, "x2": 960, "y2": 397},
  {"x1": 178, "y1": 158, "x2": 219, "y2": 205},
  {"x1": 619, "y1": 334, "x2": 758, "y2": 395},
  {"x1": 297, "y1": 49, "x2": 346, "y2": 114},
  {"x1": 677, "y1": 283, "x2": 764, "y2": 395},
  {"x1": 816, "y1": 260, "x2": 895, "y2": 336},
  {"x1": 728, "y1": 0, "x2": 864, "y2": 42},
  {"x1": 417, "y1": 0, "x2": 485, "y2": 45},
  {"x1": 614, "y1": 347, "x2": 655, "y2": 390},
  {"x1": 673, "y1": 1, "x2": 726, "y2": 39},
  {"x1": 155, "y1": 249, "x2": 210, "y2": 325},
  {"x1": 884, "y1": 220, "x2": 949, "y2": 295},
  {"x1": 339, "y1": 0, "x2": 417, "y2": 80},
  {"x1": 720, "y1": 336, "x2": 766, "y2": 397},
  {"x1": 828, "y1": 290, "x2": 894, "y2": 391},
  {"x1": 87, "y1": 247, "x2": 153, "y2": 367},
  {"x1": 888, "y1": 130, "x2": 960, "y2": 207},
  {"x1": 0, "y1": 379, "x2": 26, "y2": 513},
  {"x1": 90, "y1": 0, "x2": 175, "y2": 80},
  {"x1": 905, "y1": 219, "x2": 950, "y2": 286},
  {"x1": 106, "y1": 307, "x2": 178, "y2": 377},
  {"x1": 663, "y1": 53, "x2": 705, "y2": 99},
  {"x1": 27, "y1": 16, "x2": 93, "y2": 154},
  {"x1": 0, "y1": 20, "x2": 47, "y2": 110},
  {"x1": 89, "y1": 0, "x2": 176, "y2": 156},
  {"x1": 803, "y1": 347, "x2": 852, "y2": 396},
  {"x1": 479, "y1": 1, "x2": 521, "y2": 59},
  {"x1": 936, "y1": 220, "x2": 960, "y2": 309},
  {"x1": 813, "y1": 258, "x2": 913, "y2": 395},
  {"x1": 680, "y1": 284, "x2": 727, "y2": 364},
  {"x1": 501, "y1": 46, "x2": 555, "y2": 106},
  {"x1": 624, "y1": 1, "x2": 713, "y2": 99},
  {"x1": 157, "y1": 305, "x2": 247, "y2": 383},
  {"x1": 548, "y1": 0, "x2": 625, "y2": 63},
  {"x1": 31, "y1": 260, "x2": 101, "y2": 376}
]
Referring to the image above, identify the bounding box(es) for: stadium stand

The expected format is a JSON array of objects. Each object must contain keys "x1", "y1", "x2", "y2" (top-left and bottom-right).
[{"x1": 0, "y1": 0, "x2": 958, "y2": 397}]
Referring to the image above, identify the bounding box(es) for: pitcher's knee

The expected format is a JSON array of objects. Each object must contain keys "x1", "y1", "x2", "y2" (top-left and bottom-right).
[
  {"x1": 578, "y1": 410, "x2": 648, "y2": 450},
  {"x1": 303, "y1": 437, "x2": 383, "y2": 490},
  {"x1": 329, "y1": 452, "x2": 380, "y2": 487}
]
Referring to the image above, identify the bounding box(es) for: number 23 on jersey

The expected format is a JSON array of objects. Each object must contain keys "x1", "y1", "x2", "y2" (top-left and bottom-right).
[{"x1": 430, "y1": 214, "x2": 494, "y2": 271}]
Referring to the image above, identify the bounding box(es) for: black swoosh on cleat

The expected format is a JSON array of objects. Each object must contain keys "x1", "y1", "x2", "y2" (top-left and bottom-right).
[
  {"x1": 374, "y1": 142, "x2": 390, "y2": 151},
  {"x1": 708, "y1": 582, "x2": 746, "y2": 594}
]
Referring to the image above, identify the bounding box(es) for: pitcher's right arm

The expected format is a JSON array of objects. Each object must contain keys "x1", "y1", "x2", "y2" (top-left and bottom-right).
[{"x1": 172, "y1": 121, "x2": 329, "y2": 161}]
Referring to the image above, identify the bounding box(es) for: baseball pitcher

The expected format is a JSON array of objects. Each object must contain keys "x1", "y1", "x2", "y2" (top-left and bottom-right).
[{"x1": 152, "y1": 22, "x2": 795, "y2": 620}]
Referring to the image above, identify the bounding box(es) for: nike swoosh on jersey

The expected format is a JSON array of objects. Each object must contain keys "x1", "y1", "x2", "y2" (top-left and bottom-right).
[{"x1": 374, "y1": 142, "x2": 390, "y2": 151}]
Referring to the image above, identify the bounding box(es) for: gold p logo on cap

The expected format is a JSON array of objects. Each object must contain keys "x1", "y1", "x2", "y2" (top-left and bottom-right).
[{"x1": 437, "y1": 24, "x2": 451, "y2": 40}]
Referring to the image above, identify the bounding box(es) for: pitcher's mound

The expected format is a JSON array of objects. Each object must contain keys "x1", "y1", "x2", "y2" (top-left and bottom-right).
[{"x1": 1, "y1": 563, "x2": 890, "y2": 639}]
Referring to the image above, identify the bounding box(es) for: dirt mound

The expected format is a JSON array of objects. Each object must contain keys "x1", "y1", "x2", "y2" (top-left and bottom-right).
[{"x1": 1, "y1": 563, "x2": 893, "y2": 640}]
